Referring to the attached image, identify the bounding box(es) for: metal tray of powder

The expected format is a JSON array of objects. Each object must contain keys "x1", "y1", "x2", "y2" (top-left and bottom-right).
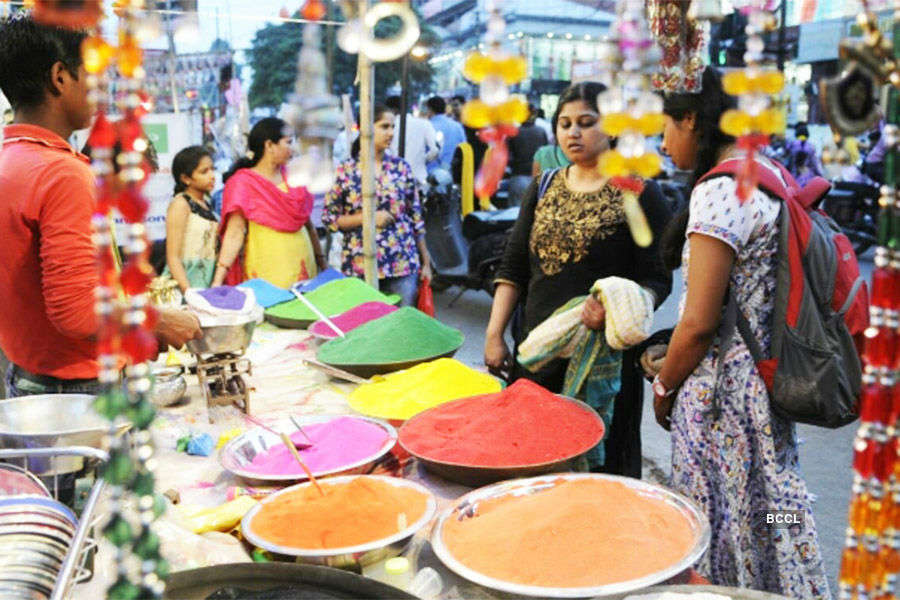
[
  {"x1": 320, "y1": 347, "x2": 461, "y2": 379},
  {"x1": 432, "y1": 473, "x2": 711, "y2": 598},
  {"x1": 398, "y1": 394, "x2": 605, "y2": 487},
  {"x1": 241, "y1": 475, "x2": 437, "y2": 567},
  {"x1": 219, "y1": 415, "x2": 397, "y2": 484}
]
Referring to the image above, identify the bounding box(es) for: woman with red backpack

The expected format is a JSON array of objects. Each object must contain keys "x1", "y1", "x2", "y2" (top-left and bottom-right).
[{"x1": 653, "y1": 68, "x2": 831, "y2": 597}]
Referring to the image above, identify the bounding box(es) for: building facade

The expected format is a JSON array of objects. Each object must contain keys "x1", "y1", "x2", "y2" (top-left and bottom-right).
[
  {"x1": 140, "y1": 48, "x2": 234, "y2": 115},
  {"x1": 417, "y1": 0, "x2": 614, "y2": 113}
]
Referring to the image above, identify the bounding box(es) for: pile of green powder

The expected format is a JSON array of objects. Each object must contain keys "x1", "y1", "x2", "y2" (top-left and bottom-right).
[
  {"x1": 317, "y1": 307, "x2": 464, "y2": 365},
  {"x1": 265, "y1": 278, "x2": 400, "y2": 323}
]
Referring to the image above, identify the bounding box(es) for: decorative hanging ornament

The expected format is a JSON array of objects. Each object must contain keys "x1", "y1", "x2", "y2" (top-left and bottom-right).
[
  {"x1": 820, "y1": 5, "x2": 897, "y2": 170},
  {"x1": 337, "y1": 1, "x2": 421, "y2": 63},
  {"x1": 460, "y1": 0, "x2": 528, "y2": 203},
  {"x1": 596, "y1": 0, "x2": 667, "y2": 247},
  {"x1": 648, "y1": 0, "x2": 708, "y2": 93},
  {"x1": 837, "y1": 2, "x2": 900, "y2": 599},
  {"x1": 716, "y1": 2, "x2": 785, "y2": 202},
  {"x1": 283, "y1": 5, "x2": 342, "y2": 195},
  {"x1": 80, "y1": 2, "x2": 168, "y2": 597},
  {"x1": 32, "y1": 0, "x2": 103, "y2": 28}
]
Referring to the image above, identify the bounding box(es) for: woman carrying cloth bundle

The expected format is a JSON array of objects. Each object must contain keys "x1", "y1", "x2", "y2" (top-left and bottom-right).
[
  {"x1": 212, "y1": 117, "x2": 326, "y2": 288},
  {"x1": 483, "y1": 82, "x2": 672, "y2": 477}
]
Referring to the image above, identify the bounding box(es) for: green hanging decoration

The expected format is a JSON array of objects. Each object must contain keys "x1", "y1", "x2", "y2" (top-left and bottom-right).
[{"x1": 103, "y1": 514, "x2": 134, "y2": 547}]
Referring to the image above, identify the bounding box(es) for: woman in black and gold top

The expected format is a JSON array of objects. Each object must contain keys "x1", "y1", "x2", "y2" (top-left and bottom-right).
[{"x1": 484, "y1": 82, "x2": 672, "y2": 477}]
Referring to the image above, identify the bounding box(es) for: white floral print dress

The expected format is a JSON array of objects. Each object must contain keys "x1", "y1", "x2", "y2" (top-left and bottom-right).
[{"x1": 671, "y1": 159, "x2": 832, "y2": 598}]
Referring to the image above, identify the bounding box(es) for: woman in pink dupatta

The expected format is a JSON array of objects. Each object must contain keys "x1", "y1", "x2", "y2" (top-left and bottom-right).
[{"x1": 212, "y1": 118, "x2": 326, "y2": 288}]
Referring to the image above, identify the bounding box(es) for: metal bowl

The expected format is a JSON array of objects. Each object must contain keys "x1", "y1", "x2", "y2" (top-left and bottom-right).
[
  {"x1": 398, "y1": 394, "x2": 605, "y2": 487},
  {"x1": 613, "y1": 584, "x2": 792, "y2": 599},
  {"x1": 264, "y1": 312, "x2": 314, "y2": 330},
  {"x1": 219, "y1": 415, "x2": 397, "y2": 485},
  {"x1": 431, "y1": 473, "x2": 711, "y2": 598},
  {"x1": 151, "y1": 366, "x2": 187, "y2": 407},
  {"x1": 0, "y1": 395, "x2": 127, "y2": 475},
  {"x1": 164, "y1": 562, "x2": 418, "y2": 599},
  {"x1": 0, "y1": 534, "x2": 68, "y2": 565},
  {"x1": 242, "y1": 475, "x2": 437, "y2": 568},
  {"x1": 186, "y1": 321, "x2": 257, "y2": 356}
]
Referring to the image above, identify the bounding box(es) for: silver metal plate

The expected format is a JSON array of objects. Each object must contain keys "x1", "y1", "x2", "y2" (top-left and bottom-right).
[
  {"x1": 219, "y1": 415, "x2": 397, "y2": 484},
  {"x1": 431, "y1": 473, "x2": 711, "y2": 598}
]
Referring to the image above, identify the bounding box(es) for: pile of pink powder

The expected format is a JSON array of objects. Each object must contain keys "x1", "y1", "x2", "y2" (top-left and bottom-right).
[
  {"x1": 245, "y1": 416, "x2": 391, "y2": 476},
  {"x1": 308, "y1": 302, "x2": 398, "y2": 339}
]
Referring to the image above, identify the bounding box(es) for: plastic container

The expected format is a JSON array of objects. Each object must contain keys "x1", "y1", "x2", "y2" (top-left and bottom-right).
[
  {"x1": 363, "y1": 556, "x2": 412, "y2": 591},
  {"x1": 409, "y1": 567, "x2": 443, "y2": 600}
]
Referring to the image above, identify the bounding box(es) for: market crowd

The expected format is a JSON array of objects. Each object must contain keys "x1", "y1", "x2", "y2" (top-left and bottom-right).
[{"x1": 0, "y1": 14, "x2": 881, "y2": 600}]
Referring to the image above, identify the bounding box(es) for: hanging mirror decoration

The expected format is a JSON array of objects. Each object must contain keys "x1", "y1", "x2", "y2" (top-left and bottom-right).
[
  {"x1": 594, "y1": 0, "x2": 668, "y2": 247},
  {"x1": 460, "y1": 0, "x2": 528, "y2": 205},
  {"x1": 715, "y1": 0, "x2": 785, "y2": 202},
  {"x1": 337, "y1": 0, "x2": 420, "y2": 63},
  {"x1": 81, "y1": 1, "x2": 168, "y2": 597},
  {"x1": 820, "y1": 0, "x2": 896, "y2": 172},
  {"x1": 283, "y1": 0, "x2": 342, "y2": 194}
]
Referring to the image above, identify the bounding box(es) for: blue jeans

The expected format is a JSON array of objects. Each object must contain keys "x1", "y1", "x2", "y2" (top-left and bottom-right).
[
  {"x1": 381, "y1": 273, "x2": 420, "y2": 307},
  {"x1": 4, "y1": 364, "x2": 102, "y2": 398}
]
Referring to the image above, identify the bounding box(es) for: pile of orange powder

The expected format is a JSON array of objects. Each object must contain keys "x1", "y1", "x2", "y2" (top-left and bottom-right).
[
  {"x1": 249, "y1": 477, "x2": 429, "y2": 550},
  {"x1": 441, "y1": 478, "x2": 695, "y2": 588}
]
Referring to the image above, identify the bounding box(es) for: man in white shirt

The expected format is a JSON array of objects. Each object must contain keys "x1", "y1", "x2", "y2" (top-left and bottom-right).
[{"x1": 386, "y1": 95, "x2": 438, "y2": 188}]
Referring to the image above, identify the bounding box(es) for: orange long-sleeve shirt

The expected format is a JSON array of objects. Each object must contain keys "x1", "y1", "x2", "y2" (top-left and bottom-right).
[{"x1": 0, "y1": 124, "x2": 100, "y2": 379}]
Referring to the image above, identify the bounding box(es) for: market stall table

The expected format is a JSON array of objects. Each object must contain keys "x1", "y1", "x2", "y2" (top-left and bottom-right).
[{"x1": 74, "y1": 323, "x2": 707, "y2": 599}]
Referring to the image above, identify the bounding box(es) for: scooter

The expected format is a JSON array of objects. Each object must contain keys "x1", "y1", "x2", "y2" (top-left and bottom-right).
[
  {"x1": 423, "y1": 169, "x2": 518, "y2": 299},
  {"x1": 822, "y1": 179, "x2": 879, "y2": 256}
]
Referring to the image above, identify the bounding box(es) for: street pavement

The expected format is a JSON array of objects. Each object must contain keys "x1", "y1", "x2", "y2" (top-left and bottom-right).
[{"x1": 434, "y1": 255, "x2": 873, "y2": 591}]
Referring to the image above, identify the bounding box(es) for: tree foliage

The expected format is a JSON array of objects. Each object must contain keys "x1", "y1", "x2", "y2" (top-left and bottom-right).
[{"x1": 247, "y1": 8, "x2": 437, "y2": 110}]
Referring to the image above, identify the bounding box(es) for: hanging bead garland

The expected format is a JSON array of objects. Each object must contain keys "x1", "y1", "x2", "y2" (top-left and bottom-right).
[
  {"x1": 80, "y1": 1, "x2": 167, "y2": 597},
  {"x1": 838, "y1": 4, "x2": 900, "y2": 600},
  {"x1": 714, "y1": 0, "x2": 785, "y2": 202},
  {"x1": 648, "y1": 0, "x2": 709, "y2": 94},
  {"x1": 596, "y1": 0, "x2": 667, "y2": 247},
  {"x1": 460, "y1": 0, "x2": 528, "y2": 204}
]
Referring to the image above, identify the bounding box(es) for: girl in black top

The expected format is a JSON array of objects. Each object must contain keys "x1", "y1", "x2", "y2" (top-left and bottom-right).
[{"x1": 484, "y1": 82, "x2": 672, "y2": 477}]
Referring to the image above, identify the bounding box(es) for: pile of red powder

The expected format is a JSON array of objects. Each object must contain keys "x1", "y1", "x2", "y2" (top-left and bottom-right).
[{"x1": 399, "y1": 379, "x2": 604, "y2": 467}]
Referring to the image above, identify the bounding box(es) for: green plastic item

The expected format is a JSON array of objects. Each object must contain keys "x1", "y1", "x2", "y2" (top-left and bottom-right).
[
  {"x1": 317, "y1": 307, "x2": 464, "y2": 365},
  {"x1": 265, "y1": 277, "x2": 401, "y2": 325}
]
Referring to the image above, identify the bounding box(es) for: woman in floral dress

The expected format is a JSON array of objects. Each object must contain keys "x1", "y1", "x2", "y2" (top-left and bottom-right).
[
  {"x1": 324, "y1": 104, "x2": 432, "y2": 305},
  {"x1": 652, "y1": 68, "x2": 831, "y2": 598}
]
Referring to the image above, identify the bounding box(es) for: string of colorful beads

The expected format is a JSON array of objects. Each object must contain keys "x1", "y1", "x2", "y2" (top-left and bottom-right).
[
  {"x1": 839, "y1": 5, "x2": 900, "y2": 600},
  {"x1": 595, "y1": 0, "x2": 666, "y2": 247},
  {"x1": 460, "y1": 0, "x2": 528, "y2": 204},
  {"x1": 716, "y1": 0, "x2": 785, "y2": 202},
  {"x1": 67, "y1": 1, "x2": 168, "y2": 597}
]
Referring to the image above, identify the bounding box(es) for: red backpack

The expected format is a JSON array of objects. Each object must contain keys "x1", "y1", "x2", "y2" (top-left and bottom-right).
[{"x1": 698, "y1": 158, "x2": 869, "y2": 428}]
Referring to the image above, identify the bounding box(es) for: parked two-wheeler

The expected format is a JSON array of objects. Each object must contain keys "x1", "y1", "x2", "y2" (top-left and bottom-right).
[
  {"x1": 822, "y1": 179, "x2": 880, "y2": 256},
  {"x1": 423, "y1": 169, "x2": 517, "y2": 298}
]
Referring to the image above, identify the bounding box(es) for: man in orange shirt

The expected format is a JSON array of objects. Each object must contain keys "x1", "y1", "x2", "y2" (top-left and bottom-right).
[{"x1": 0, "y1": 15, "x2": 201, "y2": 397}]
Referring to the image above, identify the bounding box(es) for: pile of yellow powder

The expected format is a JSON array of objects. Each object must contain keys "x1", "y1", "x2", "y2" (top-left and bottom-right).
[{"x1": 349, "y1": 358, "x2": 501, "y2": 420}]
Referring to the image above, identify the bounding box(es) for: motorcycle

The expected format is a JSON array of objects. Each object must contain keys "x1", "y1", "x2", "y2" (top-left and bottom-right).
[
  {"x1": 822, "y1": 179, "x2": 879, "y2": 256},
  {"x1": 423, "y1": 169, "x2": 518, "y2": 299}
]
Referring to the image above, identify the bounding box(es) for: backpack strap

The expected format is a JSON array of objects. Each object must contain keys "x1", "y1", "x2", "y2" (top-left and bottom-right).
[
  {"x1": 538, "y1": 167, "x2": 560, "y2": 200},
  {"x1": 713, "y1": 292, "x2": 766, "y2": 420}
]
